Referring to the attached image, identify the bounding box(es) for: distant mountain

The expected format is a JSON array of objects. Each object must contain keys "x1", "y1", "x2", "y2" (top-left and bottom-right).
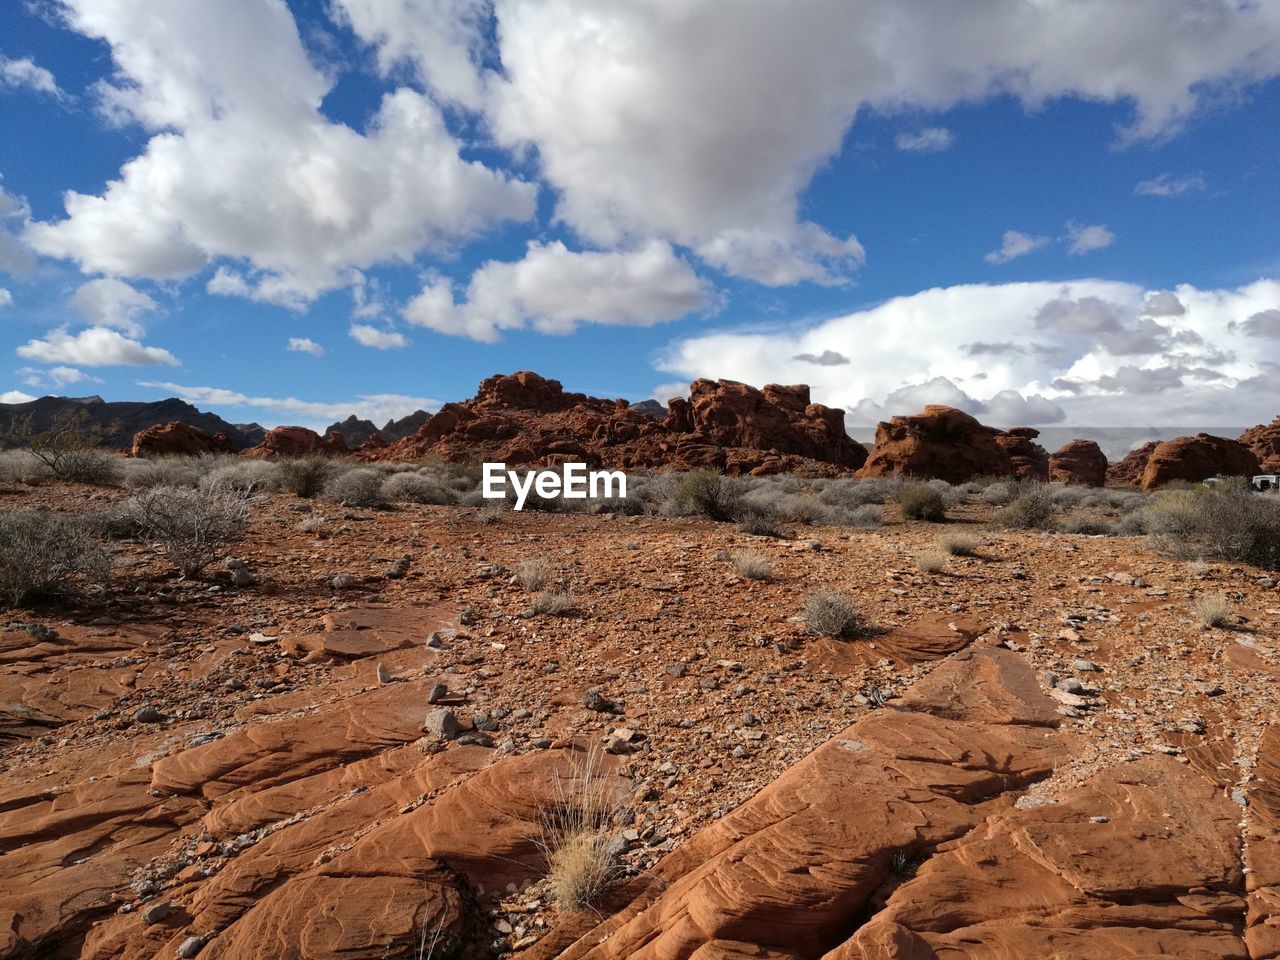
[
  {"x1": 323, "y1": 409, "x2": 432, "y2": 446},
  {"x1": 630, "y1": 399, "x2": 667, "y2": 418},
  {"x1": 0, "y1": 395, "x2": 265, "y2": 450},
  {"x1": 847, "y1": 425, "x2": 1248, "y2": 462}
]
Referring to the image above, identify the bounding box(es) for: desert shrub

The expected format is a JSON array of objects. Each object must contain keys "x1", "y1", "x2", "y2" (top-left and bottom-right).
[
  {"x1": 1, "y1": 408, "x2": 120, "y2": 485},
  {"x1": 0, "y1": 509, "x2": 111, "y2": 607},
  {"x1": 531, "y1": 590, "x2": 575, "y2": 615},
  {"x1": 731, "y1": 551, "x2": 772, "y2": 580},
  {"x1": 538, "y1": 750, "x2": 624, "y2": 911},
  {"x1": 121, "y1": 457, "x2": 202, "y2": 489},
  {"x1": 296, "y1": 516, "x2": 329, "y2": 537},
  {"x1": 981, "y1": 482, "x2": 1013, "y2": 505},
  {"x1": 0, "y1": 449, "x2": 44, "y2": 485},
  {"x1": 803, "y1": 588, "x2": 862, "y2": 637},
  {"x1": 206, "y1": 458, "x2": 279, "y2": 492},
  {"x1": 1058, "y1": 516, "x2": 1118, "y2": 536},
  {"x1": 991, "y1": 489, "x2": 1057, "y2": 530},
  {"x1": 1143, "y1": 481, "x2": 1280, "y2": 569},
  {"x1": 1191, "y1": 593, "x2": 1231, "y2": 628},
  {"x1": 668, "y1": 470, "x2": 743, "y2": 521},
  {"x1": 897, "y1": 483, "x2": 947, "y2": 522},
  {"x1": 123, "y1": 481, "x2": 254, "y2": 577},
  {"x1": 275, "y1": 456, "x2": 334, "y2": 498},
  {"x1": 913, "y1": 548, "x2": 948, "y2": 573},
  {"x1": 323, "y1": 467, "x2": 386, "y2": 507},
  {"x1": 821, "y1": 477, "x2": 898, "y2": 508},
  {"x1": 1049, "y1": 486, "x2": 1089, "y2": 508},
  {"x1": 515, "y1": 559, "x2": 551, "y2": 591},
  {"x1": 382, "y1": 471, "x2": 454, "y2": 505},
  {"x1": 844, "y1": 504, "x2": 884, "y2": 528},
  {"x1": 779, "y1": 494, "x2": 835, "y2": 525},
  {"x1": 938, "y1": 531, "x2": 981, "y2": 556},
  {"x1": 735, "y1": 504, "x2": 787, "y2": 538}
]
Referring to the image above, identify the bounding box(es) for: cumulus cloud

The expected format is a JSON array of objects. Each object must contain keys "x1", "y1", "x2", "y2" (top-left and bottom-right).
[
  {"x1": 792, "y1": 349, "x2": 850, "y2": 366},
  {"x1": 1143, "y1": 291, "x2": 1186, "y2": 316},
  {"x1": 0, "y1": 287, "x2": 11, "y2": 308},
  {"x1": 17, "y1": 327, "x2": 178, "y2": 366},
  {"x1": 985, "y1": 230, "x2": 1049, "y2": 264},
  {"x1": 0, "y1": 180, "x2": 36, "y2": 276},
  {"x1": 1135, "y1": 173, "x2": 1205, "y2": 197},
  {"x1": 348, "y1": 323, "x2": 408, "y2": 349},
  {"x1": 403, "y1": 240, "x2": 713, "y2": 342},
  {"x1": 0, "y1": 391, "x2": 37, "y2": 404},
  {"x1": 1241, "y1": 309, "x2": 1280, "y2": 338},
  {"x1": 895, "y1": 128, "x2": 954, "y2": 152},
  {"x1": 656, "y1": 278, "x2": 1280, "y2": 426},
  {"x1": 24, "y1": 0, "x2": 535, "y2": 302},
  {"x1": 0, "y1": 56, "x2": 64, "y2": 98},
  {"x1": 138, "y1": 380, "x2": 438, "y2": 429},
  {"x1": 287, "y1": 337, "x2": 325, "y2": 357},
  {"x1": 1065, "y1": 221, "x2": 1116, "y2": 255},
  {"x1": 69, "y1": 278, "x2": 157, "y2": 336}
]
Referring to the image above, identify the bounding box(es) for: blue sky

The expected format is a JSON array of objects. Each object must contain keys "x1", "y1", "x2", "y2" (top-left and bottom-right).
[{"x1": 1, "y1": 0, "x2": 1278, "y2": 430}]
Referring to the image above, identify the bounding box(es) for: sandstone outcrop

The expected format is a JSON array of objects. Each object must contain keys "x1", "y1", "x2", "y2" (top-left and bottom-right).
[
  {"x1": 130, "y1": 422, "x2": 236, "y2": 458},
  {"x1": 242, "y1": 425, "x2": 345, "y2": 459},
  {"x1": 1140, "y1": 433, "x2": 1261, "y2": 491},
  {"x1": 1107, "y1": 440, "x2": 1158, "y2": 486},
  {"x1": 370, "y1": 371, "x2": 864, "y2": 475},
  {"x1": 995, "y1": 426, "x2": 1050, "y2": 481},
  {"x1": 1048, "y1": 439, "x2": 1108, "y2": 486},
  {"x1": 858, "y1": 405, "x2": 1016, "y2": 483},
  {"x1": 1241, "y1": 417, "x2": 1280, "y2": 473}
]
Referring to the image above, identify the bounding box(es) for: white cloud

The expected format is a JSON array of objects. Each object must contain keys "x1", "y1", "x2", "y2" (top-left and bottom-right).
[
  {"x1": 0, "y1": 179, "x2": 36, "y2": 275},
  {"x1": 895, "y1": 128, "x2": 954, "y2": 152},
  {"x1": 0, "y1": 390, "x2": 37, "y2": 404},
  {"x1": 348, "y1": 323, "x2": 408, "y2": 350},
  {"x1": 48, "y1": 366, "x2": 98, "y2": 386},
  {"x1": 985, "y1": 230, "x2": 1049, "y2": 264},
  {"x1": 138, "y1": 380, "x2": 438, "y2": 430},
  {"x1": 24, "y1": 0, "x2": 535, "y2": 301},
  {"x1": 1143, "y1": 290, "x2": 1187, "y2": 317},
  {"x1": 1135, "y1": 172, "x2": 1205, "y2": 197},
  {"x1": 17, "y1": 326, "x2": 179, "y2": 366},
  {"x1": 655, "y1": 278, "x2": 1280, "y2": 426},
  {"x1": 0, "y1": 56, "x2": 64, "y2": 98},
  {"x1": 0, "y1": 287, "x2": 11, "y2": 308},
  {"x1": 287, "y1": 337, "x2": 325, "y2": 357},
  {"x1": 69, "y1": 277, "x2": 157, "y2": 336},
  {"x1": 1065, "y1": 221, "x2": 1116, "y2": 255},
  {"x1": 403, "y1": 240, "x2": 714, "y2": 342}
]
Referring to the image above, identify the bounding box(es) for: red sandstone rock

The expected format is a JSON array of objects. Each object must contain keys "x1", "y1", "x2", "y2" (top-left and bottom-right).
[
  {"x1": 1107, "y1": 440, "x2": 1159, "y2": 486},
  {"x1": 1140, "y1": 433, "x2": 1261, "y2": 490},
  {"x1": 859, "y1": 406, "x2": 1015, "y2": 483},
  {"x1": 996, "y1": 427, "x2": 1049, "y2": 481},
  {"x1": 243, "y1": 425, "x2": 329, "y2": 459},
  {"x1": 1240, "y1": 417, "x2": 1280, "y2": 473},
  {"x1": 1048, "y1": 439, "x2": 1108, "y2": 486},
  {"x1": 130, "y1": 422, "x2": 236, "y2": 458}
]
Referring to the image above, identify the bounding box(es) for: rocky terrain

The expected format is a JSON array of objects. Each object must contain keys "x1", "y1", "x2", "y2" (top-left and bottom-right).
[
  {"x1": 0, "y1": 397, "x2": 264, "y2": 452},
  {"x1": 1, "y1": 464, "x2": 1279, "y2": 959}
]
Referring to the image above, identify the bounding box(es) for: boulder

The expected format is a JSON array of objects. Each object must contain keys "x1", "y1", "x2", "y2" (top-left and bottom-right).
[
  {"x1": 859, "y1": 405, "x2": 1014, "y2": 483},
  {"x1": 245, "y1": 425, "x2": 328, "y2": 459},
  {"x1": 130, "y1": 421, "x2": 236, "y2": 458},
  {"x1": 1106, "y1": 441, "x2": 1159, "y2": 487},
  {"x1": 995, "y1": 427, "x2": 1049, "y2": 482},
  {"x1": 1140, "y1": 433, "x2": 1261, "y2": 491},
  {"x1": 1240, "y1": 417, "x2": 1280, "y2": 473},
  {"x1": 1048, "y1": 439, "x2": 1108, "y2": 487}
]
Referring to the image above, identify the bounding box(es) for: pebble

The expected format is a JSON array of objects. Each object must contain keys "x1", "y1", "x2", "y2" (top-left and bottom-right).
[
  {"x1": 428, "y1": 683, "x2": 448, "y2": 704},
  {"x1": 141, "y1": 900, "x2": 172, "y2": 925},
  {"x1": 231, "y1": 568, "x2": 257, "y2": 587},
  {"x1": 176, "y1": 936, "x2": 205, "y2": 958},
  {"x1": 423, "y1": 708, "x2": 460, "y2": 740},
  {"x1": 331, "y1": 574, "x2": 357, "y2": 590},
  {"x1": 134, "y1": 705, "x2": 163, "y2": 724},
  {"x1": 1071, "y1": 660, "x2": 1101, "y2": 672}
]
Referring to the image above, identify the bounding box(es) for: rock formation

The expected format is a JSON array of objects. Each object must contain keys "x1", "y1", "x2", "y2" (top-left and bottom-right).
[
  {"x1": 1107, "y1": 441, "x2": 1159, "y2": 486},
  {"x1": 1048, "y1": 439, "x2": 1108, "y2": 486},
  {"x1": 130, "y1": 422, "x2": 236, "y2": 458},
  {"x1": 1140, "y1": 433, "x2": 1261, "y2": 491},
  {"x1": 858, "y1": 405, "x2": 1017, "y2": 483},
  {"x1": 995, "y1": 427, "x2": 1050, "y2": 481},
  {"x1": 1240, "y1": 417, "x2": 1280, "y2": 473},
  {"x1": 244, "y1": 426, "x2": 329, "y2": 459},
  {"x1": 370, "y1": 371, "x2": 864, "y2": 475},
  {"x1": 0, "y1": 395, "x2": 263, "y2": 450}
]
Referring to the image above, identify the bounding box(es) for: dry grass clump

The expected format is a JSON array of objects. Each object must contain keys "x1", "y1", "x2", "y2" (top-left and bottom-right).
[
  {"x1": 515, "y1": 558, "x2": 551, "y2": 591},
  {"x1": 0, "y1": 509, "x2": 110, "y2": 607},
  {"x1": 897, "y1": 483, "x2": 947, "y2": 522},
  {"x1": 1143, "y1": 481, "x2": 1280, "y2": 570},
  {"x1": 731, "y1": 551, "x2": 772, "y2": 581},
  {"x1": 277, "y1": 456, "x2": 334, "y2": 498},
  {"x1": 537, "y1": 749, "x2": 624, "y2": 912},
  {"x1": 323, "y1": 467, "x2": 387, "y2": 507},
  {"x1": 803, "y1": 588, "x2": 862, "y2": 637},
  {"x1": 991, "y1": 489, "x2": 1057, "y2": 530},
  {"x1": 531, "y1": 589, "x2": 575, "y2": 616},
  {"x1": 937, "y1": 531, "x2": 981, "y2": 556},
  {"x1": 1192, "y1": 593, "x2": 1232, "y2": 628},
  {"x1": 912, "y1": 548, "x2": 949, "y2": 573}
]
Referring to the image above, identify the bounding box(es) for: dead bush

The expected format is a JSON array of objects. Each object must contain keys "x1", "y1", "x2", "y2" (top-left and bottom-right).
[
  {"x1": 803, "y1": 588, "x2": 862, "y2": 637},
  {"x1": 515, "y1": 559, "x2": 551, "y2": 591},
  {"x1": 0, "y1": 509, "x2": 111, "y2": 607},
  {"x1": 731, "y1": 551, "x2": 772, "y2": 581},
  {"x1": 897, "y1": 483, "x2": 947, "y2": 522},
  {"x1": 123, "y1": 481, "x2": 254, "y2": 577}
]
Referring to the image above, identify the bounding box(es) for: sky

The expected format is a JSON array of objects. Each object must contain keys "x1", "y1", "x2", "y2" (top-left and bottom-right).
[{"x1": 0, "y1": 0, "x2": 1278, "y2": 432}]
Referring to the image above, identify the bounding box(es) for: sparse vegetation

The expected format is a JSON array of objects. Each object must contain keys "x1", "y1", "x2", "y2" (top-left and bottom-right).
[
  {"x1": 1143, "y1": 480, "x2": 1280, "y2": 570},
  {"x1": 323, "y1": 467, "x2": 387, "y2": 507},
  {"x1": 1, "y1": 409, "x2": 120, "y2": 485},
  {"x1": 668, "y1": 469, "x2": 743, "y2": 522},
  {"x1": 515, "y1": 558, "x2": 551, "y2": 591},
  {"x1": 537, "y1": 749, "x2": 624, "y2": 912},
  {"x1": 803, "y1": 588, "x2": 862, "y2": 637},
  {"x1": 122, "y1": 481, "x2": 254, "y2": 577},
  {"x1": 735, "y1": 505, "x2": 786, "y2": 538},
  {"x1": 531, "y1": 590, "x2": 575, "y2": 615},
  {"x1": 277, "y1": 456, "x2": 335, "y2": 498},
  {"x1": 382, "y1": 471, "x2": 454, "y2": 505},
  {"x1": 1192, "y1": 593, "x2": 1232, "y2": 628},
  {"x1": 897, "y1": 482, "x2": 947, "y2": 522},
  {"x1": 991, "y1": 488, "x2": 1057, "y2": 530},
  {"x1": 937, "y1": 531, "x2": 980, "y2": 556},
  {"x1": 0, "y1": 509, "x2": 111, "y2": 607},
  {"x1": 912, "y1": 547, "x2": 948, "y2": 573},
  {"x1": 731, "y1": 551, "x2": 772, "y2": 580}
]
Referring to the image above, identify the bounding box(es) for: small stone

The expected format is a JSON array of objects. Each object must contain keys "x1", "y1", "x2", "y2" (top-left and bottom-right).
[
  {"x1": 423, "y1": 708, "x2": 460, "y2": 740},
  {"x1": 1071, "y1": 660, "x2": 1101, "y2": 672},
  {"x1": 224, "y1": 557, "x2": 245, "y2": 570},
  {"x1": 376, "y1": 662, "x2": 393, "y2": 684},
  {"x1": 231, "y1": 567, "x2": 257, "y2": 587},
  {"x1": 428, "y1": 683, "x2": 448, "y2": 704},
  {"x1": 1056, "y1": 678, "x2": 1085, "y2": 695},
  {"x1": 223, "y1": 677, "x2": 246, "y2": 691},
  {"x1": 582, "y1": 689, "x2": 619, "y2": 713},
  {"x1": 134, "y1": 705, "x2": 163, "y2": 724},
  {"x1": 176, "y1": 936, "x2": 205, "y2": 958},
  {"x1": 1089, "y1": 816, "x2": 1110, "y2": 824},
  {"x1": 731, "y1": 745, "x2": 748, "y2": 759},
  {"x1": 331, "y1": 573, "x2": 357, "y2": 590},
  {"x1": 141, "y1": 900, "x2": 172, "y2": 925}
]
